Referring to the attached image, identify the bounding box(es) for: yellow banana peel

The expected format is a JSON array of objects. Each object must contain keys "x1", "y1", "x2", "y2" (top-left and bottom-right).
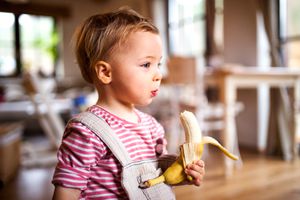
[
  {"x1": 144, "y1": 156, "x2": 186, "y2": 187},
  {"x1": 143, "y1": 110, "x2": 238, "y2": 187}
]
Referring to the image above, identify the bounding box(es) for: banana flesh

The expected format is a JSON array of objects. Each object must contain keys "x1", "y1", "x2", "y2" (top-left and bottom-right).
[
  {"x1": 180, "y1": 111, "x2": 202, "y2": 143},
  {"x1": 143, "y1": 110, "x2": 238, "y2": 188}
]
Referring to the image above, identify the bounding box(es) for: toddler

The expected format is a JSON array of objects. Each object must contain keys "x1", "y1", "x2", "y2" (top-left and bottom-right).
[{"x1": 52, "y1": 7, "x2": 205, "y2": 199}]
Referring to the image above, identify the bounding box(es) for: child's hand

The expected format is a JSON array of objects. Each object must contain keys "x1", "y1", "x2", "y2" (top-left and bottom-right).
[{"x1": 185, "y1": 160, "x2": 205, "y2": 186}]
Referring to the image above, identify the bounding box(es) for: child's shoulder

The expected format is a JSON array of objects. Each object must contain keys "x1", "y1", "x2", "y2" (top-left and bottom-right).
[
  {"x1": 86, "y1": 105, "x2": 130, "y2": 124},
  {"x1": 68, "y1": 105, "x2": 113, "y2": 127},
  {"x1": 86, "y1": 105, "x2": 108, "y2": 117}
]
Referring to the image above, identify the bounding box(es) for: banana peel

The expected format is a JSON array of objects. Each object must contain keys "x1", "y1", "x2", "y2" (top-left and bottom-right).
[
  {"x1": 143, "y1": 156, "x2": 186, "y2": 187},
  {"x1": 143, "y1": 110, "x2": 238, "y2": 187}
]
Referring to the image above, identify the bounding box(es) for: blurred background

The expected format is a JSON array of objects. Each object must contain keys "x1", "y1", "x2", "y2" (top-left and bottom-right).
[{"x1": 0, "y1": 0, "x2": 300, "y2": 199}]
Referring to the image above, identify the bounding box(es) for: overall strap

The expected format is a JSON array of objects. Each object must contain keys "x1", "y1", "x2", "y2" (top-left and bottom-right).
[{"x1": 71, "y1": 111, "x2": 132, "y2": 166}]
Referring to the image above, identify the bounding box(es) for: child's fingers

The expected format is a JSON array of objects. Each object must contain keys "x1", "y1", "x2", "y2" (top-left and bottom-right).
[
  {"x1": 194, "y1": 160, "x2": 205, "y2": 168},
  {"x1": 186, "y1": 160, "x2": 205, "y2": 174},
  {"x1": 185, "y1": 160, "x2": 205, "y2": 186},
  {"x1": 193, "y1": 178, "x2": 202, "y2": 186},
  {"x1": 185, "y1": 168, "x2": 204, "y2": 186},
  {"x1": 185, "y1": 164, "x2": 205, "y2": 177}
]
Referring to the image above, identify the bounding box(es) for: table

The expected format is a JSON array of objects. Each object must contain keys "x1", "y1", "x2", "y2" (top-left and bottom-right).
[
  {"x1": 0, "y1": 98, "x2": 72, "y2": 118},
  {"x1": 205, "y1": 66, "x2": 300, "y2": 176}
]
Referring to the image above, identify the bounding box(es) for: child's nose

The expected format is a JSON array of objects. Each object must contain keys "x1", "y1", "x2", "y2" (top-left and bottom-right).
[{"x1": 153, "y1": 69, "x2": 162, "y2": 82}]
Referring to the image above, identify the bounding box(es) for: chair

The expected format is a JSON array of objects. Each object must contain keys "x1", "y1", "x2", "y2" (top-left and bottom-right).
[
  {"x1": 22, "y1": 72, "x2": 65, "y2": 149},
  {"x1": 163, "y1": 56, "x2": 244, "y2": 162},
  {"x1": 21, "y1": 72, "x2": 66, "y2": 167}
]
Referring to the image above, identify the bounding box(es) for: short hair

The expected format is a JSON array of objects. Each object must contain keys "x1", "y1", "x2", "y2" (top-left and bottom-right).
[{"x1": 74, "y1": 7, "x2": 159, "y2": 84}]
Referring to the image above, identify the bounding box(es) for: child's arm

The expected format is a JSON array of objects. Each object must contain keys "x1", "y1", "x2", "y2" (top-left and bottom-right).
[{"x1": 52, "y1": 186, "x2": 81, "y2": 200}]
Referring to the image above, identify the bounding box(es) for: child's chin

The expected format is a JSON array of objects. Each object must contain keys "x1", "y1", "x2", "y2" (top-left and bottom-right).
[{"x1": 137, "y1": 100, "x2": 152, "y2": 107}]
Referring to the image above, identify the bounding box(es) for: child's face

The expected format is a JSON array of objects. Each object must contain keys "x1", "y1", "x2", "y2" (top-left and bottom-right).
[{"x1": 108, "y1": 31, "x2": 163, "y2": 107}]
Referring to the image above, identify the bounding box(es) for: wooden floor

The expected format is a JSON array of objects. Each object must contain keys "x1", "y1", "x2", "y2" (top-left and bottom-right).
[
  {"x1": 1, "y1": 147, "x2": 299, "y2": 200},
  {"x1": 175, "y1": 148, "x2": 300, "y2": 200}
]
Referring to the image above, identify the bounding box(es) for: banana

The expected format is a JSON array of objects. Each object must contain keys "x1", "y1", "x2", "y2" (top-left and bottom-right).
[
  {"x1": 180, "y1": 111, "x2": 238, "y2": 181},
  {"x1": 143, "y1": 156, "x2": 186, "y2": 188},
  {"x1": 143, "y1": 110, "x2": 238, "y2": 188}
]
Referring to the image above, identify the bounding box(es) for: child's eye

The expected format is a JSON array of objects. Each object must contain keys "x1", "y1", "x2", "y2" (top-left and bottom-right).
[{"x1": 141, "y1": 62, "x2": 151, "y2": 68}]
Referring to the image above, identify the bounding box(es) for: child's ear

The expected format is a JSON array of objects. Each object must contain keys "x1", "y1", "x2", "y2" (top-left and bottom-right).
[{"x1": 94, "y1": 61, "x2": 112, "y2": 84}]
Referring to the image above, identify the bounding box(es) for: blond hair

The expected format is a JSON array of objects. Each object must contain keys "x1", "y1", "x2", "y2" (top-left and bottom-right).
[{"x1": 74, "y1": 7, "x2": 159, "y2": 84}]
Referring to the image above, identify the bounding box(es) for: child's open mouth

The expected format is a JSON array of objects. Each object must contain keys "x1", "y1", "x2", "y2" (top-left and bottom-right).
[{"x1": 151, "y1": 89, "x2": 158, "y2": 97}]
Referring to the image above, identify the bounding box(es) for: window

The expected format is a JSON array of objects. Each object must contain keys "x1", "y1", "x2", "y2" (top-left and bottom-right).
[
  {"x1": 0, "y1": 1, "x2": 69, "y2": 78},
  {"x1": 0, "y1": 12, "x2": 58, "y2": 77},
  {"x1": 168, "y1": 0, "x2": 206, "y2": 57},
  {"x1": 279, "y1": 0, "x2": 300, "y2": 67},
  {"x1": 20, "y1": 14, "x2": 58, "y2": 76},
  {"x1": 214, "y1": 0, "x2": 224, "y2": 54},
  {"x1": 0, "y1": 12, "x2": 15, "y2": 76}
]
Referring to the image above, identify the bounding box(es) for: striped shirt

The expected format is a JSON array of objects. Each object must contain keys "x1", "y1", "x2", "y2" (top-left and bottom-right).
[{"x1": 52, "y1": 105, "x2": 167, "y2": 199}]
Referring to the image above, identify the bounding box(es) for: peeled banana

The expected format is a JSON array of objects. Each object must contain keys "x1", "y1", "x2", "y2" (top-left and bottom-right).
[
  {"x1": 180, "y1": 111, "x2": 238, "y2": 167},
  {"x1": 143, "y1": 110, "x2": 238, "y2": 187}
]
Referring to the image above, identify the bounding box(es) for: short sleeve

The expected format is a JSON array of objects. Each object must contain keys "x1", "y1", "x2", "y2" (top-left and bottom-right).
[{"x1": 52, "y1": 121, "x2": 106, "y2": 190}]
